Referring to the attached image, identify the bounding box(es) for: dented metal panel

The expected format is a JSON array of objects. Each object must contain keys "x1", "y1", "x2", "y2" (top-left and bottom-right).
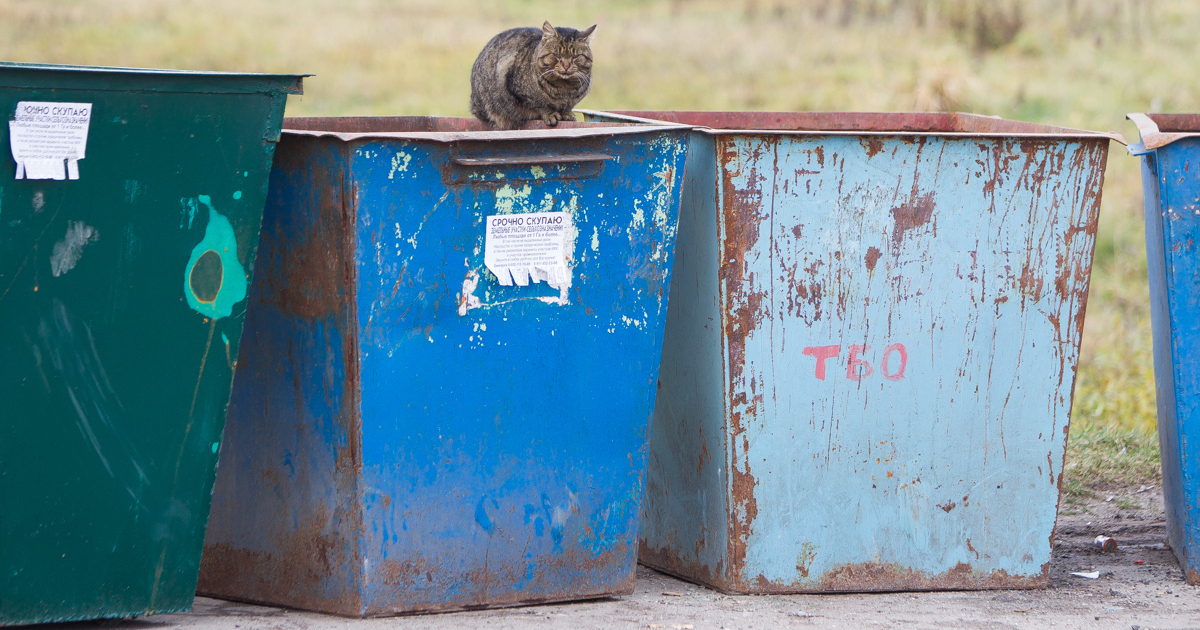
[
  {"x1": 1131, "y1": 113, "x2": 1200, "y2": 584},
  {"x1": 200, "y1": 116, "x2": 690, "y2": 615},
  {"x1": 588, "y1": 111, "x2": 1111, "y2": 593}
]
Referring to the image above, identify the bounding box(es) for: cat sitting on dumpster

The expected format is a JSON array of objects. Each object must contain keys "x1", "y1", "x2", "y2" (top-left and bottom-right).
[{"x1": 470, "y1": 21, "x2": 595, "y2": 130}]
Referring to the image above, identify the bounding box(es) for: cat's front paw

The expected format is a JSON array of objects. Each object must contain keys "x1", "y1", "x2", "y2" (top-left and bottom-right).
[{"x1": 542, "y1": 112, "x2": 561, "y2": 127}]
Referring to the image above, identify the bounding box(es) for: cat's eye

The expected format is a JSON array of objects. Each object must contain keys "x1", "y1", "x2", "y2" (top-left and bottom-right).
[
  {"x1": 574, "y1": 55, "x2": 589, "y2": 64},
  {"x1": 541, "y1": 55, "x2": 557, "y2": 65}
]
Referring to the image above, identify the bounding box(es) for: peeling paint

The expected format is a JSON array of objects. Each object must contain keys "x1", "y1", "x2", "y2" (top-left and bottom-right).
[
  {"x1": 633, "y1": 113, "x2": 1110, "y2": 594},
  {"x1": 387, "y1": 151, "x2": 412, "y2": 179},
  {"x1": 203, "y1": 119, "x2": 690, "y2": 615},
  {"x1": 50, "y1": 220, "x2": 98, "y2": 277},
  {"x1": 457, "y1": 270, "x2": 481, "y2": 316}
]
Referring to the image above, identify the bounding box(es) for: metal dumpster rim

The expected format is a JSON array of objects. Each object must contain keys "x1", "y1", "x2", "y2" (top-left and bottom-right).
[
  {"x1": 1127, "y1": 112, "x2": 1200, "y2": 151},
  {"x1": 0, "y1": 60, "x2": 311, "y2": 79},
  {"x1": 0, "y1": 61, "x2": 307, "y2": 94},
  {"x1": 281, "y1": 115, "x2": 693, "y2": 143},
  {"x1": 578, "y1": 109, "x2": 1124, "y2": 143}
]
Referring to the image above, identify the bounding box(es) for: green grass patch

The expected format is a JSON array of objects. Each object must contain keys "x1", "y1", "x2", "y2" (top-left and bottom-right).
[{"x1": 1064, "y1": 423, "x2": 1161, "y2": 498}]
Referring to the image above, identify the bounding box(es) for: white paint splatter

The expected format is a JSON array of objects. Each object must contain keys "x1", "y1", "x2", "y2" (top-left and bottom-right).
[
  {"x1": 630, "y1": 203, "x2": 645, "y2": 230},
  {"x1": 530, "y1": 165, "x2": 546, "y2": 179},
  {"x1": 406, "y1": 192, "x2": 449, "y2": 249},
  {"x1": 51, "y1": 221, "x2": 98, "y2": 277},
  {"x1": 591, "y1": 226, "x2": 600, "y2": 251},
  {"x1": 388, "y1": 151, "x2": 412, "y2": 179}
]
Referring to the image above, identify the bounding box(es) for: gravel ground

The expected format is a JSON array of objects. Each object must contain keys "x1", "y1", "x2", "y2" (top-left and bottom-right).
[{"x1": 28, "y1": 485, "x2": 1200, "y2": 630}]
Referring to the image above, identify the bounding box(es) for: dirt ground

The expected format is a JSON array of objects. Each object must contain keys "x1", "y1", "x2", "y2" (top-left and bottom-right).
[{"x1": 36, "y1": 485, "x2": 1200, "y2": 630}]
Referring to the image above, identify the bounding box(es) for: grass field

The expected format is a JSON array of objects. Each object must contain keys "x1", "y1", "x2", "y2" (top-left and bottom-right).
[{"x1": 1, "y1": 0, "x2": 1191, "y2": 492}]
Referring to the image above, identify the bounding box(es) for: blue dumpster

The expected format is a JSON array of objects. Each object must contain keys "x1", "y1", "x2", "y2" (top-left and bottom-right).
[
  {"x1": 198, "y1": 116, "x2": 691, "y2": 615},
  {"x1": 1130, "y1": 113, "x2": 1200, "y2": 583},
  {"x1": 584, "y1": 110, "x2": 1117, "y2": 592}
]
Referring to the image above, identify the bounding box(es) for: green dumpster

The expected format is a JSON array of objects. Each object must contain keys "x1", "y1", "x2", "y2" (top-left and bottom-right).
[{"x1": 0, "y1": 62, "x2": 303, "y2": 625}]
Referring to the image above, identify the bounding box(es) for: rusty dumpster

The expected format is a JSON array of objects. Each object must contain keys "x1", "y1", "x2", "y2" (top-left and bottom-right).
[
  {"x1": 1128, "y1": 113, "x2": 1200, "y2": 584},
  {"x1": 582, "y1": 110, "x2": 1118, "y2": 593},
  {"x1": 197, "y1": 116, "x2": 691, "y2": 615}
]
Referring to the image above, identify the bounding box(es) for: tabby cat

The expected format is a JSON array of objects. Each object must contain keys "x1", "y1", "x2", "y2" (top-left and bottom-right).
[{"x1": 470, "y1": 21, "x2": 596, "y2": 130}]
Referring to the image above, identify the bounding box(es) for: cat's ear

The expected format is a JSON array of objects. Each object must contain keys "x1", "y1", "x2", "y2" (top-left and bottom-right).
[
  {"x1": 579, "y1": 24, "x2": 597, "y2": 42},
  {"x1": 541, "y1": 21, "x2": 557, "y2": 40}
]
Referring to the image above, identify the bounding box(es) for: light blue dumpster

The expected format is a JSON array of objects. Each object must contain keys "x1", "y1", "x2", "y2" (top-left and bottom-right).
[
  {"x1": 197, "y1": 117, "x2": 691, "y2": 615},
  {"x1": 1129, "y1": 113, "x2": 1200, "y2": 584},
  {"x1": 584, "y1": 110, "x2": 1117, "y2": 592}
]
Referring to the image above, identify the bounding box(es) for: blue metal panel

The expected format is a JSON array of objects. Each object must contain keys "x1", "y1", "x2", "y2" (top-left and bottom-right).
[
  {"x1": 637, "y1": 133, "x2": 731, "y2": 584},
  {"x1": 200, "y1": 136, "x2": 364, "y2": 614},
  {"x1": 720, "y1": 134, "x2": 1103, "y2": 591},
  {"x1": 1141, "y1": 137, "x2": 1200, "y2": 582},
  {"x1": 200, "y1": 119, "x2": 691, "y2": 615},
  {"x1": 592, "y1": 112, "x2": 1111, "y2": 593}
]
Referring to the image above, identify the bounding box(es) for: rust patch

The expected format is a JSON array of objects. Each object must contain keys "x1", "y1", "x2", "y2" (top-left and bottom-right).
[
  {"x1": 716, "y1": 135, "x2": 773, "y2": 590},
  {"x1": 864, "y1": 246, "x2": 881, "y2": 272},
  {"x1": 199, "y1": 509, "x2": 363, "y2": 616},
  {"x1": 937, "y1": 501, "x2": 956, "y2": 513},
  {"x1": 639, "y1": 541, "x2": 729, "y2": 593},
  {"x1": 890, "y1": 191, "x2": 936, "y2": 248},
  {"x1": 369, "y1": 544, "x2": 633, "y2": 615},
  {"x1": 862, "y1": 137, "x2": 885, "y2": 158},
  {"x1": 1016, "y1": 263, "x2": 1044, "y2": 301},
  {"x1": 742, "y1": 560, "x2": 1048, "y2": 595},
  {"x1": 260, "y1": 136, "x2": 351, "y2": 320}
]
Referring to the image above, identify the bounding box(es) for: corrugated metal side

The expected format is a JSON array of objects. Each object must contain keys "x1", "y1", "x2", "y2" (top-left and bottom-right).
[
  {"x1": 199, "y1": 135, "x2": 365, "y2": 615},
  {"x1": 637, "y1": 132, "x2": 734, "y2": 589},
  {"x1": 714, "y1": 134, "x2": 1106, "y2": 592}
]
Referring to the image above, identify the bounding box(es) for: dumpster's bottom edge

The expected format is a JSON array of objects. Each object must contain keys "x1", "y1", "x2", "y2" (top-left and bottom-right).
[
  {"x1": 638, "y1": 559, "x2": 1049, "y2": 595},
  {"x1": 1, "y1": 602, "x2": 193, "y2": 627},
  {"x1": 196, "y1": 588, "x2": 634, "y2": 618}
]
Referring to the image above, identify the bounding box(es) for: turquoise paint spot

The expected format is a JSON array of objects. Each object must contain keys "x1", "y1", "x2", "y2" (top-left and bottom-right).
[
  {"x1": 183, "y1": 197, "x2": 247, "y2": 320},
  {"x1": 243, "y1": 171, "x2": 249, "y2": 177},
  {"x1": 221, "y1": 332, "x2": 229, "y2": 345},
  {"x1": 233, "y1": 190, "x2": 242, "y2": 200},
  {"x1": 212, "y1": 442, "x2": 220, "y2": 454},
  {"x1": 180, "y1": 197, "x2": 199, "y2": 229}
]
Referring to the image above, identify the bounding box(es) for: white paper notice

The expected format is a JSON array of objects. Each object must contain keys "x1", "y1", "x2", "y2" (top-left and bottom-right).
[
  {"x1": 9, "y1": 101, "x2": 92, "y2": 180},
  {"x1": 484, "y1": 212, "x2": 572, "y2": 288}
]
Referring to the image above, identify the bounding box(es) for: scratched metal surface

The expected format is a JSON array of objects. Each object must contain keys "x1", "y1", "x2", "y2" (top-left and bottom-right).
[
  {"x1": 0, "y1": 63, "x2": 300, "y2": 625},
  {"x1": 1132, "y1": 115, "x2": 1200, "y2": 584},
  {"x1": 200, "y1": 117, "x2": 690, "y2": 615},
  {"x1": 589, "y1": 111, "x2": 1111, "y2": 593}
]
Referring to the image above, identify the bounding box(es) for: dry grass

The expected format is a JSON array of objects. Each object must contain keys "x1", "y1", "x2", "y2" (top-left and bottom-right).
[{"x1": 0, "y1": 0, "x2": 1185, "y2": 486}]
